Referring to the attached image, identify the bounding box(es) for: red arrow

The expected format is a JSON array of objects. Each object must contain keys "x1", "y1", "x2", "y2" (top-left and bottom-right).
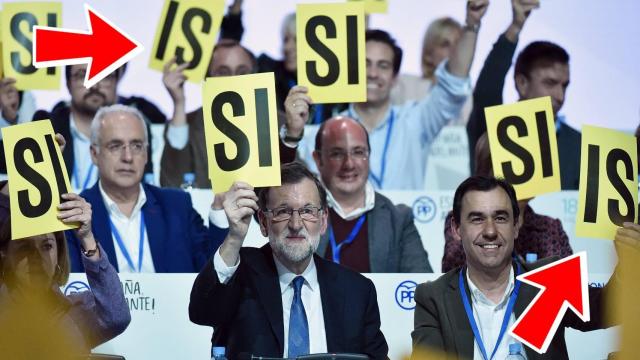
[
  {"x1": 509, "y1": 252, "x2": 590, "y2": 354},
  {"x1": 33, "y1": 4, "x2": 143, "y2": 88}
]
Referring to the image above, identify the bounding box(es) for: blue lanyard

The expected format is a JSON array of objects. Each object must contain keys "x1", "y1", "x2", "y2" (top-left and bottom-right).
[
  {"x1": 349, "y1": 108, "x2": 394, "y2": 189},
  {"x1": 458, "y1": 262, "x2": 522, "y2": 360},
  {"x1": 328, "y1": 214, "x2": 366, "y2": 264},
  {"x1": 73, "y1": 162, "x2": 95, "y2": 191},
  {"x1": 109, "y1": 212, "x2": 146, "y2": 272}
]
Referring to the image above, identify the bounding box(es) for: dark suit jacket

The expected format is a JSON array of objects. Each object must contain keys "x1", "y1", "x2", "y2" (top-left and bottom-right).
[
  {"x1": 33, "y1": 102, "x2": 154, "y2": 180},
  {"x1": 189, "y1": 245, "x2": 389, "y2": 359},
  {"x1": 316, "y1": 192, "x2": 432, "y2": 273},
  {"x1": 66, "y1": 183, "x2": 227, "y2": 272},
  {"x1": 412, "y1": 258, "x2": 615, "y2": 359}
]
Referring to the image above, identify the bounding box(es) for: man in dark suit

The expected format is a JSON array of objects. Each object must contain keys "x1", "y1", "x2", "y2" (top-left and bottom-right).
[
  {"x1": 189, "y1": 162, "x2": 388, "y2": 359},
  {"x1": 411, "y1": 176, "x2": 630, "y2": 359},
  {"x1": 466, "y1": 0, "x2": 580, "y2": 190},
  {"x1": 280, "y1": 101, "x2": 432, "y2": 273},
  {"x1": 66, "y1": 104, "x2": 226, "y2": 272}
]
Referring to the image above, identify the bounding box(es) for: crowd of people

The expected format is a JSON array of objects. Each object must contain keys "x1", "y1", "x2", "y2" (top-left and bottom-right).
[{"x1": 0, "y1": 0, "x2": 638, "y2": 358}]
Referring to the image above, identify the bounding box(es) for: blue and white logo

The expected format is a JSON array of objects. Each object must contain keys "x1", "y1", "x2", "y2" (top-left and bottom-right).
[
  {"x1": 395, "y1": 280, "x2": 417, "y2": 310},
  {"x1": 412, "y1": 196, "x2": 437, "y2": 223},
  {"x1": 64, "y1": 281, "x2": 90, "y2": 296}
]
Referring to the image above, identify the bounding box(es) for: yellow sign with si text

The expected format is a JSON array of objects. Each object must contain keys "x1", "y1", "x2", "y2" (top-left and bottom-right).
[
  {"x1": 202, "y1": 72, "x2": 281, "y2": 192},
  {"x1": 348, "y1": 0, "x2": 388, "y2": 14},
  {"x1": 1, "y1": 2, "x2": 61, "y2": 90},
  {"x1": 2, "y1": 120, "x2": 75, "y2": 240},
  {"x1": 576, "y1": 125, "x2": 638, "y2": 240},
  {"x1": 149, "y1": 0, "x2": 224, "y2": 83},
  {"x1": 485, "y1": 96, "x2": 561, "y2": 200},
  {"x1": 296, "y1": 2, "x2": 366, "y2": 104}
]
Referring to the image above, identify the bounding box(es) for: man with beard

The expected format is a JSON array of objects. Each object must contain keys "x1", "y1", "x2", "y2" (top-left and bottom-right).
[
  {"x1": 33, "y1": 65, "x2": 155, "y2": 191},
  {"x1": 189, "y1": 162, "x2": 388, "y2": 359}
]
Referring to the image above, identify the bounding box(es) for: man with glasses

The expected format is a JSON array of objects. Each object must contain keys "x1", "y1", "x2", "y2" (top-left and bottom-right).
[
  {"x1": 281, "y1": 106, "x2": 432, "y2": 272},
  {"x1": 189, "y1": 161, "x2": 388, "y2": 359},
  {"x1": 65, "y1": 104, "x2": 226, "y2": 273},
  {"x1": 32, "y1": 65, "x2": 162, "y2": 191}
]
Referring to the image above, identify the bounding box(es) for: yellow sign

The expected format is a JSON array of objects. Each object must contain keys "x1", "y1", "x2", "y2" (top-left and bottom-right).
[
  {"x1": 576, "y1": 125, "x2": 638, "y2": 240},
  {"x1": 1, "y1": 2, "x2": 61, "y2": 90},
  {"x1": 202, "y1": 72, "x2": 281, "y2": 192},
  {"x1": 2, "y1": 120, "x2": 75, "y2": 240},
  {"x1": 348, "y1": 0, "x2": 388, "y2": 14},
  {"x1": 485, "y1": 97, "x2": 561, "y2": 200},
  {"x1": 296, "y1": 2, "x2": 366, "y2": 104},
  {"x1": 149, "y1": 0, "x2": 224, "y2": 83}
]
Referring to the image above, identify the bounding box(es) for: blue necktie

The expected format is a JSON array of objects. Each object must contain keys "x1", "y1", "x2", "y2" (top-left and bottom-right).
[{"x1": 288, "y1": 276, "x2": 309, "y2": 358}]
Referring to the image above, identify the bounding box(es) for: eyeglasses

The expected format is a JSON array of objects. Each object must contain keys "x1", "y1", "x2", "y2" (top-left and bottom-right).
[
  {"x1": 263, "y1": 206, "x2": 323, "y2": 222},
  {"x1": 101, "y1": 141, "x2": 147, "y2": 156},
  {"x1": 324, "y1": 148, "x2": 369, "y2": 163},
  {"x1": 70, "y1": 71, "x2": 117, "y2": 85}
]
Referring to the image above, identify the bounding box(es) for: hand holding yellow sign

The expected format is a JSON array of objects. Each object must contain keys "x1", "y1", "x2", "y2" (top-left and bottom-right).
[
  {"x1": 149, "y1": 0, "x2": 224, "y2": 83},
  {"x1": 2, "y1": 120, "x2": 75, "y2": 240},
  {"x1": 1, "y1": 2, "x2": 61, "y2": 90},
  {"x1": 576, "y1": 125, "x2": 638, "y2": 240},
  {"x1": 485, "y1": 96, "x2": 561, "y2": 199},
  {"x1": 348, "y1": 0, "x2": 388, "y2": 14},
  {"x1": 296, "y1": 2, "x2": 366, "y2": 104},
  {"x1": 202, "y1": 72, "x2": 281, "y2": 192}
]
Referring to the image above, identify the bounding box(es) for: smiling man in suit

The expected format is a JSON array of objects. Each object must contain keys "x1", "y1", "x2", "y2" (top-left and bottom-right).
[
  {"x1": 189, "y1": 162, "x2": 388, "y2": 359},
  {"x1": 66, "y1": 104, "x2": 226, "y2": 273}
]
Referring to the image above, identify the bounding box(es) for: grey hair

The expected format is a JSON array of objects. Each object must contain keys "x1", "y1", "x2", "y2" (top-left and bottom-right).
[
  {"x1": 90, "y1": 104, "x2": 149, "y2": 151},
  {"x1": 281, "y1": 12, "x2": 296, "y2": 38}
]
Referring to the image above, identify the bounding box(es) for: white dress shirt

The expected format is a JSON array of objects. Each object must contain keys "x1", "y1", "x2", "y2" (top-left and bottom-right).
[
  {"x1": 325, "y1": 181, "x2": 376, "y2": 221},
  {"x1": 213, "y1": 249, "x2": 328, "y2": 357},
  {"x1": 99, "y1": 182, "x2": 156, "y2": 273},
  {"x1": 70, "y1": 114, "x2": 98, "y2": 191},
  {"x1": 467, "y1": 266, "x2": 527, "y2": 360}
]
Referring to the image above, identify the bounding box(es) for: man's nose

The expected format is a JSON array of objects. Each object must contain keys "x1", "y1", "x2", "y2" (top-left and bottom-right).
[
  {"x1": 482, "y1": 220, "x2": 497, "y2": 239},
  {"x1": 288, "y1": 211, "x2": 304, "y2": 231}
]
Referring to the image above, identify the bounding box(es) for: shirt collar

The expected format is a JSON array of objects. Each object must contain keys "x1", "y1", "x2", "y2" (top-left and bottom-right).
[
  {"x1": 347, "y1": 103, "x2": 393, "y2": 131},
  {"x1": 466, "y1": 265, "x2": 515, "y2": 308},
  {"x1": 555, "y1": 114, "x2": 565, "y2": 132},
  {"x1": 274, "y1": 254, "x2": 319, "y2": 294},
  {"x1": 69, "y1": 113, "x2": 91, "y2": 143},
  {"x1": 325, "y1": 181, "x2": 375, "y2": 220},
  {"x1": 98, "y1": 181, "x2": 147, "y2": 220}
]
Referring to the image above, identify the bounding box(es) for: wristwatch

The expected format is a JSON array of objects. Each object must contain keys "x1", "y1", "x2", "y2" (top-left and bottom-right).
[
  {"x1": 279, "y1": 125, "x2": 304, "y2": 143},
  {"x1": 81, "y1": 243, "x2": 99, "y2": 257}
]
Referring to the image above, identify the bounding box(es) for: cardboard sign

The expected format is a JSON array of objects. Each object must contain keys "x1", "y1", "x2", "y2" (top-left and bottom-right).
[
  {"x1": 202, "y1": 72, "x2": 281, "y2": 192},
  {"x1": 149, "y1": 0, "x2": 224, "y2": 83},
  {"x1": 296, "y1": 2, "x2": 366, "y2": 104},
  {"x1": 485, "y1": 97, "x2": 561, "y2": 200},
  {"x1": 1, "y1": 2, "x2": 61, "y2": 90},
  {"x1": 576, "y1": 125, "x2": 638, "y2": 240},
  {"x1": 2, "y1": 120, "x2": 75, "y2": 240},
  {"x1": 348, "y1": 0, "x2": 388, "y2": 14}
]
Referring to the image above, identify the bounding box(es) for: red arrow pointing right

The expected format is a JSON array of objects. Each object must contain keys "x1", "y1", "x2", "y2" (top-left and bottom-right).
[{"x1": 509, "y1": 252, "x2": 590, "y2": 354}]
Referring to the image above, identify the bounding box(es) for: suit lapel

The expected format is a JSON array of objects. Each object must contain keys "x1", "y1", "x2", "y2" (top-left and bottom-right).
[
  {"x1": 249, "y1": 246, "x2": 285, "y2": 355},
  {"x1": 316, "y1": 256, "x2": 344, "y2": 352},
  {"x1": 368, "y1": 195, "x2": 390, "y2": 272},
  {"x1": 514, "y1": 275, "x2": 542, "y2": 360},
  {"x1": 83, "y1": 184, "x2": 118, "y2": 271},
  {"x1": 141, "y1": 185, "x2": 168, "y2": 272},
  {"x1": 447, "y1": 268, "x2": 476, "y2": 359}
]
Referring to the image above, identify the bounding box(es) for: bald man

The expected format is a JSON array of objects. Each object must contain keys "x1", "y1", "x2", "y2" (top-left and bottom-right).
[{"x1": 281, "y1": 111, "x2": 432, "y2": 273}]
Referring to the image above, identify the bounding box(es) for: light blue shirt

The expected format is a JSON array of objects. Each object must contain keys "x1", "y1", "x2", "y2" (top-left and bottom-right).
[
  {"x1": 296, "y1": 60, "x2": 471, "y2": 190},
  {"x1": 69, "y1": 114, "x2": 98, "y2": 191}
]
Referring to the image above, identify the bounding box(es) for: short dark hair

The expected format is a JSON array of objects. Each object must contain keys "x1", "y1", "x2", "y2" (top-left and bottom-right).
[
  {"x1": 257, "y1": 162, "x2": 328, "y2": 210},
  {"x1": 365, "y1": 29, "x2": 403, "y2": 75},
  {"x1": 314, "y1": 117, "x2": 371, "y2": 152},
  {"x1": 211, "y1": 40, "x2": 258, "y2": 74},
  {"x1": 452, "y1": 176, "x2": 520, "y2": 225},
  {"x1": 514, "y1": 41, "x2": 570, "y2": 79}
]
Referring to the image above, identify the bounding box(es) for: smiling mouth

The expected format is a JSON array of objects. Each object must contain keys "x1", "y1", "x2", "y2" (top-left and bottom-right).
[{"x1": 478, "y1": 244, "x2": 500, "y2": 249}]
